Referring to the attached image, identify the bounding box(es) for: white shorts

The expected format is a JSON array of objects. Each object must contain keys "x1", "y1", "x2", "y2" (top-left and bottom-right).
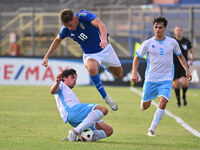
[{"x1": 83, "y1": 44, "x2": 121, "y2": 68}]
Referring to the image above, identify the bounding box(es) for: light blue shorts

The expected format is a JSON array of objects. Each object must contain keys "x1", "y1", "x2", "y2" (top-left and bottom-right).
[
  {"x1": 142, "y1": 81, "x2": 173, "y2": 102},
  {"x1": 67, "y1": 103, "x2": 98, "y2": 130}
]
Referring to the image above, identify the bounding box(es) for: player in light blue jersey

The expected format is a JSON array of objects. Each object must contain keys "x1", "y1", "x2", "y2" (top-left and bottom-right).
[
  {"x1": 42, "y1": 9, "x2": 123, "y2": 111},
  {"x1": 51, "y1": 68, "x2": 113, "y2": 141},
  {"x1": 131, "y1": 16, "x2": 192, "y2": 136}
]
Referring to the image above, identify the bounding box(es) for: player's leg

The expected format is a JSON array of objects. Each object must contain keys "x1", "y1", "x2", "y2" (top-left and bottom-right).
[
  {"x1": 140, "y1": 100, "x2": 151, "y2": 111},
  {"x1": 147, "y1": 97, "x2": 168, "y2": 137},
  {"x1": 140, "y1": 81, "x2": 157, "y2": 111},
  {"x1": 147, "y1": 81, "x2": 172, "y2": 136},
  {"x1": 173, "y1": 78, "x2": 181, "y2": 107},
  {"x1": 84, "y1": 57, "x2": 118, "y2": 111},
  {"x1": 67, "y1": 104, "x2": 107, "y2": 141},
  {"x1": 173, "y1": 66, "x2": 182, "y2": 107},
  {"x1": 92, "y1": 121, "x2": 113, "y2": 141},
  {"x1": 107, "y1": 66, "x2": 123, "y2": 78},
  {"x1": 181, "y1": 76, "x2": 188, "y2": 106},
  {"x1": 74, "y1": 105, "x2": 107, "y2": 134},
  {"x1": 101, "y1": 44, "x2": 123, "y2": 79},
  {"x1": 84, "y1": 58, "x2": 107, "y2": 98},
  {"x1": 84, "y1": 58, "x2": 105, "y2": 98}
]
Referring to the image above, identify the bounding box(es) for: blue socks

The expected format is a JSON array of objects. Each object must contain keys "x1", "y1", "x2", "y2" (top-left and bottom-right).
[{"x1": 89, "y1": 74, "x2": 107, "y2": 99}]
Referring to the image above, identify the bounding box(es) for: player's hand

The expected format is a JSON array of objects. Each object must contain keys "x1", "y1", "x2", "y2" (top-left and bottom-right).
[
  {"x1": 42, "y1": 57, "x2": 48, "y2": 67},
  {"x1": 100, "y1": 40, "x2": 107, "y2": 49},
  {"x1": 131, "y1": 73, "x2": 139, "y2": 83},
  {"x1": 186, "y1": 71, "x2": 192, "y2": 81},
  {"x1": 56, "y1": 73, "x2": 62, "y2": 83},
  {"x1": 189, "y1": 60, "x2": 193, "y2": 65}
]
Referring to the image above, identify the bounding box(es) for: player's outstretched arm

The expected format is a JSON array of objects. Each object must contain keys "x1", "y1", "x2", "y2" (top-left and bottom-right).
[
  {"x1": 42, "y1": 35, "x2": 63, "y2": 67},
  {"x1": 50, "y1": 73, "x2": 62, "y2": 94},
  {"x1": 91, "y1": 18, "x2": 107, "y2": 49},
  {"x1": 131, "y1": 55, "x2": 140, "y2": 83},
  {"x1": 178, "y1": 54, "x2": 192, "y2": 81}
]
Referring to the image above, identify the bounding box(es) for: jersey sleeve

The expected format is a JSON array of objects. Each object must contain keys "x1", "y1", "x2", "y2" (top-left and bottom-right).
[
  {"x1": 136, "y1": 41, "x2": 148, "y2": 58},
  {"x1": 59, "y1": 26, "x2": 70, "y2": 39},
  {"x1": 55, "y1": 81, "x2": 64, "y2": 94},
  {"x1": 173, "y1": 40, "x2": 182, "y2": 56},
  {"x1": 78, "y1": 10, "x2": 97, "y2": 23}
]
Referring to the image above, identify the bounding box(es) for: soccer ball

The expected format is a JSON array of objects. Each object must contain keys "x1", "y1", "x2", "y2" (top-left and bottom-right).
[{"x1": 76, "y1": 128, "x2": 94, "y2": 142}]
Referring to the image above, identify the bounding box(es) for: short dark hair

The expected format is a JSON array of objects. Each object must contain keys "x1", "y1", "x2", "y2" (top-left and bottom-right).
[
  {"x1": 60, "y1": 9, "x2": 74, "y2": 24},
  {"x1": 62, "y1": 68, "x2": 77, "y2": 81},
  {"x1": 153, "y1": 16, "x2": 168, "y2": 27}
]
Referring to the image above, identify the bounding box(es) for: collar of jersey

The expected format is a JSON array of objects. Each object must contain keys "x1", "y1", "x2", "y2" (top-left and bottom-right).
[{"x1": 154, "y1": 36, "x2": 166, "y2": 45}]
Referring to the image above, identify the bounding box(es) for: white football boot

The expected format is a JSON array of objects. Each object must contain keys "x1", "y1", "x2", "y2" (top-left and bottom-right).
[
  {"x1": 104, "y1": 95, "x2": 118, "y2": 111},
  {"x1": 147, "y1": 130, "x2": 156, "y2": 137},
  {"x1": 68, "y1": 129, "x2": 78, "y2": 141},
  {"x1": 60, "y1": 137, "x2": 69, "y2": 141}
]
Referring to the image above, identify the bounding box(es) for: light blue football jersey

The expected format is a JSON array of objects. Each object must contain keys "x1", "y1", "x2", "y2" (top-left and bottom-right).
[
  {"x1": 136, "y1": 36, "x2": 182, "y2": 82},
  {"x1": 55, "y1": 81, "x2": 80, "y2": 123},
  {"x1": 59, "y1": 10, "x2": 109, "y2": 54}
]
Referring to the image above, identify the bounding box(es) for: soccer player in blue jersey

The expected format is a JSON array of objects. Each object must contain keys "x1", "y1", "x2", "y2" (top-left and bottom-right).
[
  {"x1": 131, "y1": 16, "x2": 192, "y2": 136},
  {"x1": 51, "y1": 68, "x2": 113, "y2": 141},
  {"x1": 42, "y1": 9, "x2": 123, "y2": 111}
]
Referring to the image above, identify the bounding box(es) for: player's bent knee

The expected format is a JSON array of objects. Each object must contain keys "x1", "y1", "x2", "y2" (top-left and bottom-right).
[
  {"x1": 115, "y1": 69, "x2": 123, "y2": 78},
  {"x1": 143, "y1": 105, "x2": 150, "y2": 110},
  {"x1": 87, "y1": 66, "x2": 98, "y2": 76},
  {"x1": 108, "y1": 67, "x2": 123, "y2": 78},
  {"x1": 101, "y1": 107, "x2": 108, "y2": 116},
  {"x1": 141, "y1": 101, "x2": 151, "y2": 110},
  {"x1": 140, "y1": 105, "x2": 144, "y2": 111},
  {"x1": 141, "y1": 104, "x2": 150, "y2": 111},
  {"x1": 159, "y1": 103, "x2": 167, "y2": 109},
  {"x1": 105, "y1": 126, "x2": 113, "y2": 137},
  {"x1": 94, "y1": 105, "x2": 108, "y2": 116},
  {"x1": 116, "y1": 72, "x2": 123, "y2": 78}
]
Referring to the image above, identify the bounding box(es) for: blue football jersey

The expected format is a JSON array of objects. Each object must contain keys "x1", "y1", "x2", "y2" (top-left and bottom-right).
[{"x1": 59, "y1": 10, "x2": 109, "y2": 54}]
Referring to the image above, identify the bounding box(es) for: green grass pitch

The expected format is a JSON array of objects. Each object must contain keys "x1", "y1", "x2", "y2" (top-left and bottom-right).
[{"x1": 0, "y1": 85, "x2": 200, "y2": 150}]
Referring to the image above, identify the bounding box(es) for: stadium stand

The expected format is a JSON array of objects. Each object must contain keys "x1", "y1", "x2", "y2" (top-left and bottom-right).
[{"x1": 0, "y1": 0, "x2": 200, "y2": 59}]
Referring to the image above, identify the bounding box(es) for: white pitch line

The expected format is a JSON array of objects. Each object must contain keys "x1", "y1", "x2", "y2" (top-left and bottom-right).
[{"x1": 130, "y1": 87, "x2": 200, "y2": 138}]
